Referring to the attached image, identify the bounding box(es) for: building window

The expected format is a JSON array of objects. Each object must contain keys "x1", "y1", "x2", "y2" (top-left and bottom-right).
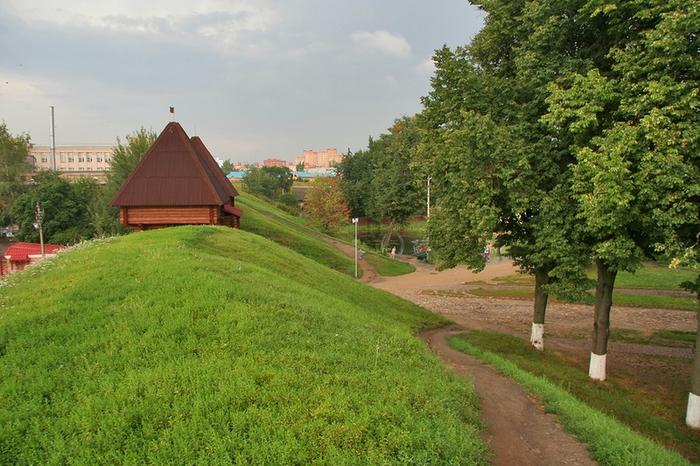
[
  {"x1": 86, "y1": 156, "x2": 92, "y2": 162},
  {"x1": 97, "y1": 157, "x2": 102, "y2": 162},
  {"x1": 68, "y1": 157, "x2": 74, "y2": 162},
  {"x1": 41, "y1": 157, "x2": 47, "y2": 163},
  {"x1": 78, "y1": 157, "x2": 84, "y2": 163}
]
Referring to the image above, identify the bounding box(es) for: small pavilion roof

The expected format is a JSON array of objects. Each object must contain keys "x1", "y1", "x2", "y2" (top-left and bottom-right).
[{"x1": 111, "y1": 122, "x2": 236, "y2": 207}]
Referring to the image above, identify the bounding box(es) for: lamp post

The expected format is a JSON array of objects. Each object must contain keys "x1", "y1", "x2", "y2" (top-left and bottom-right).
[
  {"x1": 34, "y1": 201, "x2": 45, "y2": 258},
  {"x1": 352, "y1": 217, "x2": 359, "y2": 278},
  {"x1": 427, "y1": 175, "x2": 432, "y2": 219}
]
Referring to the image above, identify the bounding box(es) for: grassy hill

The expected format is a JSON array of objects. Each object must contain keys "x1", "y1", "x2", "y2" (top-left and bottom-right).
[
  {"x1": 0, "y1": 226, "x2": 484, "y2": 464},
  {"x1": 236, "y1": 192, "x2": 415, "y2": 277},
  {"x1": 236, "y1": 194, "x2": 357, "y2": 277}
]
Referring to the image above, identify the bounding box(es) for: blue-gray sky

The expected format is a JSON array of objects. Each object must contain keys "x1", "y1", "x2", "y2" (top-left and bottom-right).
[{"x1": 0, "y1": 1, "x2": 484, "y2": 162}]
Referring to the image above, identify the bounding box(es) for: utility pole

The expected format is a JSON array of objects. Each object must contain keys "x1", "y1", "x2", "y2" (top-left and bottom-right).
[
  {"x1": 352, "y1": 217, "x2": 359, "y2": 278},
  {"x1": 49, "y1": 106, "x2": 56, "y2": 171},
  {"x1": 427, "y1": 175, "x2": 432, "y2": 219},
  {"x1": 35, "y1": 201, "x2": 45, "y2": 258}
]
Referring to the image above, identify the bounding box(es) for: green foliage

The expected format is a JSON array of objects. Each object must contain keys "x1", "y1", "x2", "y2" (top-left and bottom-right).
[
  {"x1": 243, "y1": 166, "x2": 293, "y2": 199},
  {"x1": 0, "y1": 122, "x2": 31, "y2": 225},
  {"x1": 416, "y1": 4, "x2": 594, "y2": 292},
  {"x1": 12, "y1": 171, "x2": 95, "y2": 244},
  {"x1": 221, "y1": 159, "x2": 234, "y2": 174},
  {"x1": 368, "y1": 117, "x2": 425, "y2": 226},
  {"x1": 0, "y1": 226, "x2": 486, "y2": 464},
  {"x1": 543, "y1": 0, "x2": 700, "y2": 274},
  {"x1": 336, "y1": 149, "x2": 373, "y2": 218},
  {"x1": 304, "y1": 177, "x2": 349, "y2": 231},
  {"x1": 450, "y1": 332, "x2": 693, "y2": 465}
]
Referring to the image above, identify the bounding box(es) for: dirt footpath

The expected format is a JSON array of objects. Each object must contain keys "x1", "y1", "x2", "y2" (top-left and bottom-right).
[
  {"x1": 360, "y1": 256, "x2": 698, "y2": 464},
  {"x1": 422, "y1": 326, "x2": 596, "y2": 466}
]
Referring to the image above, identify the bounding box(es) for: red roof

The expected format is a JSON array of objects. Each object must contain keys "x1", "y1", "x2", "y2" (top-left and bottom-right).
[
  {"x1": 5, "y1": 242, "x2": 65, "y2": 262},
  {"x1": 223, "y1": 204, "x2": 243, "y2": 218},
  {"x1": 190, "y1": 136, "x2": 239, "y2": 199},
  {"x1": 111, "y1": 122, "x2": 237, "y2": 207}
]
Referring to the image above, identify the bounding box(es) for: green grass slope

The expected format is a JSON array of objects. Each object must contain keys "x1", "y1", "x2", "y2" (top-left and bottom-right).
[
  {"x1": 236, "y1": 193, "x2": 415, "y2": 277},
  {"x1": 0, "y1": 226, "x2": 485, "y2": 464},
  {"x1": 236, "y1": 194, "x2": 357, "y2": 277}
]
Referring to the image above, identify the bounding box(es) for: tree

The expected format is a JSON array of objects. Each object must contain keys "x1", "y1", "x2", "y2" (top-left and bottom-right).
[
  {"x1": 0, "y1": 123, "x2": 31, "y2": 226},
  {"x1": 295, "y1": 162, "x2": 305, "y2": 172},
  {"x1": 101, "y1": 128, "x2": 158, "y2": 235},
  {"x1": 368, "y1": 117, "x2": 424, "y2": 227},
  {"x1": 543, "y1": 0, "x2": 699, "y2": 382},
  {"x1": 12, "y1": 171, "x2": 92, "y2": 244},
  {"x1": 336, "y1": 148, "x2": 373, "y2": 218},
  {"x1": 304, "y1": 177, "x2": 350, "y2": 231},
  {"x1": 417, "y1": 0, "x2": 602, "y2": 351},
  {"x1": 243, "y1": 166, "x2": 293, "y2": 199},
  {"x1": 221, "y1": 160, "x2": 234, "y2": 174}
]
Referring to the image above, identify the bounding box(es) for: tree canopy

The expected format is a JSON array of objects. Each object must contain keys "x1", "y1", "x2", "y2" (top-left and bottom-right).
[
  {"x1": 0, "y1": 123, "x2": 32, "y2": 226},
  {"x1": 304, "y1": 177, "x2": 350, "y2": 231},
  {"x1": 243, "y1": 166, "x2": 293, "y2": 199}
]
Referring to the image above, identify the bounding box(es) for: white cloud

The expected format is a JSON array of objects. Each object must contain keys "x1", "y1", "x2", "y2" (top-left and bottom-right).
[
  {"x1": 350, "y1": 30, "x2": 411, "y2": 58},
  {"x1": 4, "y1": 0, "x2": 279, "y2": 52}
]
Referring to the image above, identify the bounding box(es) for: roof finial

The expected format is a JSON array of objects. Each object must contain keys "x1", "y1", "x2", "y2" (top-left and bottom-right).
[{"x1": 169, "y1": 106, "x2": 175, "y2": 122}]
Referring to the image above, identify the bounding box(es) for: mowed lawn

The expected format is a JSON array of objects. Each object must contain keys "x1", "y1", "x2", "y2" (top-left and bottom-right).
[{"x1": 0, "y1": 226, "x2": 485, "y2": 464}]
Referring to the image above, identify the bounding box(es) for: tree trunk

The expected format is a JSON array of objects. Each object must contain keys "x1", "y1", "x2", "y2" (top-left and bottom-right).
[
  {"x1": 685, "y1": 285, "x2": 700, "y2": 428},
  {"x1": 589, "y1": 259, "x2": 617, "y2": 381},
  {"x1": 530, "y1": 269, "x2": 549, "y2": 351}
]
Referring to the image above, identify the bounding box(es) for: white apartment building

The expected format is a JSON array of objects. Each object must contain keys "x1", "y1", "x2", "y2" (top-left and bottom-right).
[{"x1": 29, "y1": 146, "x2": 114, "y2": 173}]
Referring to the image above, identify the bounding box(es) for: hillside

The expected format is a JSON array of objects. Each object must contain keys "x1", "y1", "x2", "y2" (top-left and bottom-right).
[
  {"x1": 236, "y1": 193, "x2": 357, "y2": 276},
  {"x1": 236, "y1": 192, "x2": 415, "y2": 278},
  {"x1": 0, "y1": 226, "x2": 485, "y2": 464}
]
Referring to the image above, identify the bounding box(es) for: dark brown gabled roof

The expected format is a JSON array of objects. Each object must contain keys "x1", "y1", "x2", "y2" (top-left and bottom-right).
[
  {"x1": 190, "y1": 136, "x2": 239, "y2": 199},
  {"x1": 111, "y1": 122, "x2": 236, "y2": 207}
]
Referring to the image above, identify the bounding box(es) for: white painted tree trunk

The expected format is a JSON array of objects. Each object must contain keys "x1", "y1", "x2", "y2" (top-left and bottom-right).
[
  {"x1": 686, "y1": 393, "x2": 700, "y2": 428},
  {"x1": 530, "y1": 323, "x2": 544, "y2": 351},
  {"x1": 589, "y1": 352, "x2": 607, "y2": 381}
]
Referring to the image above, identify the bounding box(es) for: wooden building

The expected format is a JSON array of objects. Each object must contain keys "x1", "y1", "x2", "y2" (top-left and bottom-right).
[
  {"x1": 0, "y1": 242, "x2": 65, "y2": 276},
  {"x1": 111, "y1": 122, "x2": 241, "y2": 231}
]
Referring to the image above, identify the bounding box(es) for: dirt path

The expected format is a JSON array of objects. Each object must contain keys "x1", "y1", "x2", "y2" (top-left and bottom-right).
[
  {"x1": 422, "y1": 326, "x2": 596, "y2": 466},
  {"x1": 319, "y1": 246, "x2": 598, "y2": 464}
]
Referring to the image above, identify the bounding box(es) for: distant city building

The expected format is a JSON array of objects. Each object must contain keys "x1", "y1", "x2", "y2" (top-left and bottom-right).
[
  {"x1": 294, "y1": 148, "x2": 342, "y2": 169},
  {"x1": 295, "y1": 168, "x2": 336, "y2": 179},
  {"x1": 227, "y1": 171, "x2": 246, "y2": 180},
  {"x1": 29, "y1": 145, "x2": 113, "y2": 182},
  {"x1": 263, "y1": 158, "x2": 287, "y2": 167}
]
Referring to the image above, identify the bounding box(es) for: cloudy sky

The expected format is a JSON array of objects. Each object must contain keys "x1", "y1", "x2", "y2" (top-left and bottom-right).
[{"x1": 0, "y1": 1, "x2": 484, "y2": 162}]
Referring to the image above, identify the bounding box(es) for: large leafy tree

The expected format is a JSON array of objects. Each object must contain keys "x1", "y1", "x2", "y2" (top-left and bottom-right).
[
  {"x1": 304, "y1": 177, "x2": 350, "y2": 231},
  {"x1": 368, "y1": 116, "x2": 425, "y2": 227},
  {"x1": 243, "y1": 166, "x2": 293, "y2": 199},
  {"x1": 0, "y1": 123, "x2": 32, "y2": 226},
  {"x1": 544, "y1": 0, "x2": 699, "y2": 384},
  {"x1": 12, "y1": 171, "x2": 93, "y2": 244},
  {"x1": 417, "y1": 0, "x2": 604, "y2": 350},
  {"x1": 336, "y1": 149, "x2": 373, "y2": 218}
]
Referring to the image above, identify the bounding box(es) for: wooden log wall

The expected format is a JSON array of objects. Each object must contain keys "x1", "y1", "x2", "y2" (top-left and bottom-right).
[{"x1": 123, "y1": 206, "x2": 213, "y2": 225}]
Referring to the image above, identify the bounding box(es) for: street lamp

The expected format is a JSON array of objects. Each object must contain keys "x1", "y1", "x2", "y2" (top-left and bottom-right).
[
  {"x1": 352, "y1": 217, "x2": 359, "y2": 278},
  {"x1": 427, "y1": 175, "x2": 432, "y2": 219},
  {"x1": 34, "y1": 201, "x2": 45, "y2": 258}
]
